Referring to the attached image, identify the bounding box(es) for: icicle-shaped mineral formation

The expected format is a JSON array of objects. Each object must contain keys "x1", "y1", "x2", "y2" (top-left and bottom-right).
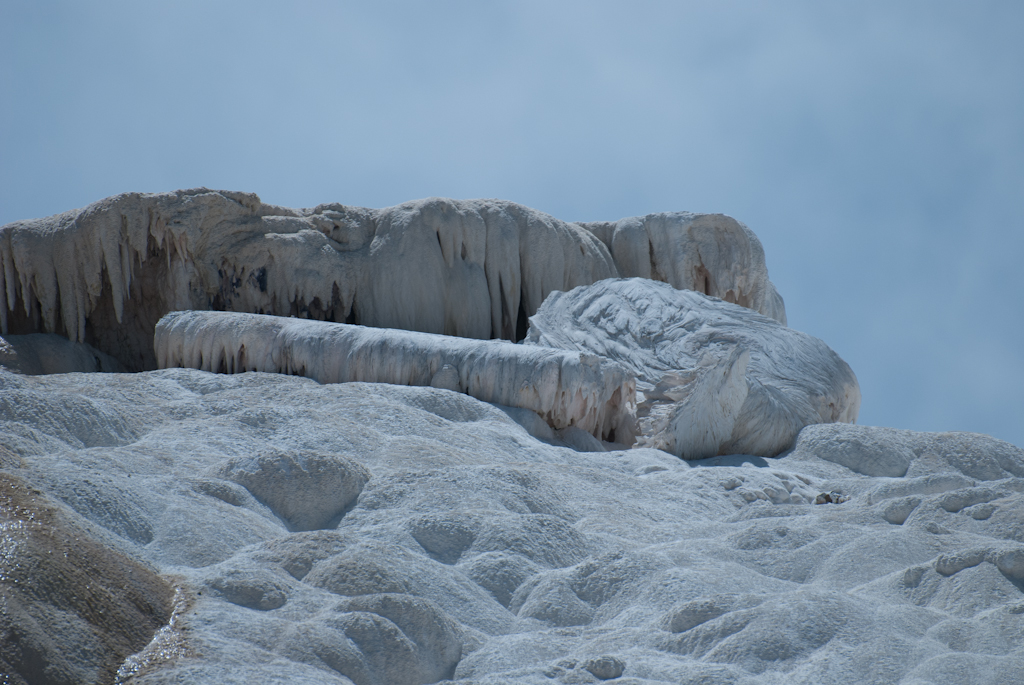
[
  {"x1": 155, "y1": 310, "x2": 637, "y2": 443},
  {"x1": 524, "y1": 278, "x2": 859, "y2": 459},
  {"x1": 0, "y1": 189, "x2": 786, "y2": 370}
]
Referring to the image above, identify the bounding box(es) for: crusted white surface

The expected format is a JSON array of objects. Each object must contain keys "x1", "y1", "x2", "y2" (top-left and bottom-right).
[
  {"x1": 0, "y1": 190, "x2": 785, "y2": 370},
  {"x1": 2, "y1": 368, "x2": 1023, "y2": 684},
  {"x1": 525, "y1": 279, "x2": 859, "y2": 459},
  {"x1": 155, "y1": 310, "x2": 636, "y2": 443}
]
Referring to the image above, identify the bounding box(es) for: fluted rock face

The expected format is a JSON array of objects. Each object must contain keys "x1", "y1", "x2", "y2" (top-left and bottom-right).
[
  {"x1": 0, "y1": 190, "x2": 785, "y2": 371},
  {"x1": 580, "y1": 212, "x2": 787, "y2": 325},
  {"x1": 154, "y1": 310, "x2": 637, "y2": 443},
  {"x1": 524, "y1": 278, "x2": 859, "y2": 459}
]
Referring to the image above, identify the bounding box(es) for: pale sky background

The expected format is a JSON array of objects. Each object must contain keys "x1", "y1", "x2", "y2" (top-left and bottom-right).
[{"x1": 2, "y1": 1, "x2": 1022, "y2": 448}]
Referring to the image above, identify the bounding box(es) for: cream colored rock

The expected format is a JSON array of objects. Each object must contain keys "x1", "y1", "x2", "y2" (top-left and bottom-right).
[
  {"x1": 0, "y1": 189, "x2": 786, "y2": 371},
  {"x1": 155, "y1": 310, "x2": 636, "y2": 443},
  {"x1": 524, "y1": 278, "x2": 859, "y2": 459},
  {"x1": 581, "y1": 212, "x2": 787, "y2": 324}
]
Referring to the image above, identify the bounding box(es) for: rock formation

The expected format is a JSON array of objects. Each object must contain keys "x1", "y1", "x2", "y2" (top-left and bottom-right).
[
  {"x1": 2, "y1": 368, "x2": 1023, "y2": 684},
  {"x1": 5, "y1": 190, "x2": 1019, "y2": 685},
  {"x1": 155, "y1": 310, "x2": 636, "y2": 443},
  {"x1": 0, "y1": 333, "x2": 124, "y2": 375},
  {"x1": 0, "y1": 471, "x2": 176, "y2": 684},
  {"x1": 0, "y1": 189, "x2": 785, "y2": 371},
  {"x1": 524, "y1": 278, "x2": 859, "y2": 458}
]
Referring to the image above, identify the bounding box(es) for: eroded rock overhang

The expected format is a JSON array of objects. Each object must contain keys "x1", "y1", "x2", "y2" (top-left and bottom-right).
[
  {"x1": 155, "y1": 310, "x2": 637, "y2": 444},
  {"x1": 0, "y1": 189, "x2": 786, "y2": 371}
]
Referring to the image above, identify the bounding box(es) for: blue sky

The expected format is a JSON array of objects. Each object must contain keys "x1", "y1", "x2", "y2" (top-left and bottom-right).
[{"x1": 3, "y1": 1, "x2": 1022, "y2": 447}]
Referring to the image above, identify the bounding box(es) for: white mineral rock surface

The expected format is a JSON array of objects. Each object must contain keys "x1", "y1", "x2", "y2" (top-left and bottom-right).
[
  {"x1": 0, "y1": 189, "x2": 785, "y2": 371},
  {"x1": 2, "y1": 192, "x2": 1021, "y2": 685},
  {"x1": 524, "y1": 278, "x2": 860, "y2": 459},
  {"x1": 154, "y1": 310, "x2": 636, "y2": 443},
  {"x1": 1, "y1": 368, "x2": 1023, "y2": 684}
]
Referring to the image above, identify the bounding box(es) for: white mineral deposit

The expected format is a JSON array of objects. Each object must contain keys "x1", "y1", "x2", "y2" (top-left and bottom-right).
[
  {"x1": 523, "y1": 278, "x2": 860, "y2": 459},
  {"x1": 0, "y1": 190, "x2": 784, "y2": 369},
  {"x1": 1, "y1": 192, "x2": 1022, "y2": 685},
  {"x1": 154, "y1": 310, "x2": 636, "y2": 444}
]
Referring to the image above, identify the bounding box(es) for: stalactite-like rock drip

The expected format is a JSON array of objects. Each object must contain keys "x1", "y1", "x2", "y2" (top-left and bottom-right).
[
  {"x1": 0, "y1": 189, "x2": 786, "y2": 371},
  {"x1": 0, "y1": 189, "x2": 286, "y2": 370},
  {"x1": 155, "y1": 310, "x2": 637, "y2": 443}
]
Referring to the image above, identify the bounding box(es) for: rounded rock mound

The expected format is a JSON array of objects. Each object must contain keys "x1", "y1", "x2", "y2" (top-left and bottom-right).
[
  {"x1": 215, "y1": 450, "x2": 370, "y2": 531},
  {"x1": 525, "y1": 278, "x2": 859, "y2": 459}
]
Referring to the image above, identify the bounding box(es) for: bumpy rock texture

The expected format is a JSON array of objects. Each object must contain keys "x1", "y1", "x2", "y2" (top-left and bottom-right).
[
  {"x1": 155, "y1": 310, "x2": 636, "y2": 442},
  {"x1": 0, "y1": 190, "x2": 785, "y2": 370},
  {"x1": 5, "y1": 190, "x2": 1017, "y2": 685},
  {"x1": 524, "y1": 278, "x2": 860, "y2": 459},
  {"x1": 2, "y1": 368, "x2": 1024, "y2": 684}
]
